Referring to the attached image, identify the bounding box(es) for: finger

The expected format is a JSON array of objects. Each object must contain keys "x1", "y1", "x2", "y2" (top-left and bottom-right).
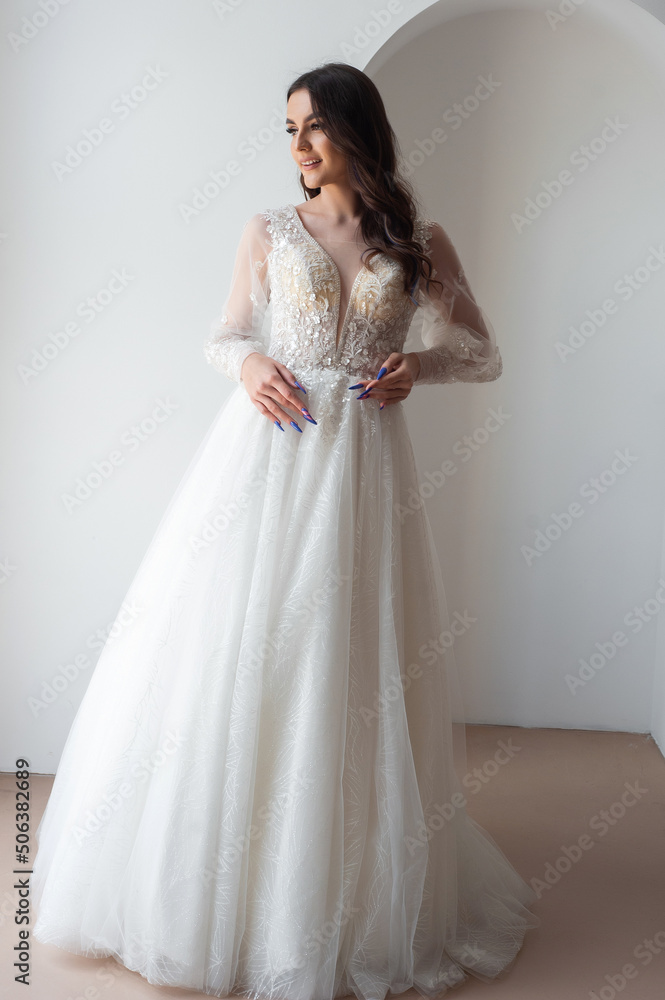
[
  {"x1": 273, "y1": 362, "x2": 308, "y2": 398},
  {"x1": 253, "y1": 395, "x2": 307, "y2": 432},
  {"x1": 360, "y1": 373, "x2": 409, "y2": 398},
  {"x1": 251, "y1": 398, "x2": 292, "y2": 430},
  {"x1": 362, "y1": 354, "x2": 408, "y2": 390},
  {"x1": 256, "y1": 393, "x2": 306, "y2": 430},
  {"x1": 264, "y1": 377, "x2": 315, "y2": 423},
  {"x1": 272, "y1": 391, "x2": 316, "y2": 424}
]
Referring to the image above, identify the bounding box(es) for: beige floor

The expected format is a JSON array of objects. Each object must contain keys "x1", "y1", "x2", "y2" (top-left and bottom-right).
[{"x1": 2, "y1": 726, "x2": 663, "y2": 1000}]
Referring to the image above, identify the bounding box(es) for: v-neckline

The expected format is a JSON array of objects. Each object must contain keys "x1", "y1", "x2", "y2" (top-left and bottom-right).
[{"x1": 289, "y1": 203, "x2": 366, "y2": 351}]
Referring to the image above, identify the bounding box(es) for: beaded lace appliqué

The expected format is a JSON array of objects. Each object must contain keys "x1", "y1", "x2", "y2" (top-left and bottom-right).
[
  {"x1": 261, "y1": 204, "x2": 418, "y2": 382},
  {"x1": 204, "y1": 205, "x2": 502, "y2": 392}
]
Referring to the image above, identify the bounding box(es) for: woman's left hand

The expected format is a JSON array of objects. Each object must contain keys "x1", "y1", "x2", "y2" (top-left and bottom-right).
[{"x1": 355, "y1": 352, "x2": 421, "y2": 408}]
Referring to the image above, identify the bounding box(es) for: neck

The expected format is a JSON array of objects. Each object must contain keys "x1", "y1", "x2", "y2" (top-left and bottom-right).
[{"x1": 310, "y1": 184, "x2": 362, "y2": 223}]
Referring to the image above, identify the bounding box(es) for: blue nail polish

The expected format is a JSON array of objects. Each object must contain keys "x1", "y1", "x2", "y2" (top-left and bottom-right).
[
  {"x1": 290, "y1": 420, "x2": 302, "y2": 433},
  {"x1": 301, "y1": 407, "x2": 317, "y2": 425},
  {"x1": 295, "y1": 380, "x2": 307, "y2": 394},
  {"x1": 376, "y1": 367, "x2": 387, "y2": 380},
  {"x1": 274, "y1": 420, "x2": 285, "y2": 431},
  {"x1": 348, "y1": 383, "x2": 364, "y2": 390},
  {"x1": 356, "y1": 390, "x2": 371, "y2": 399}
]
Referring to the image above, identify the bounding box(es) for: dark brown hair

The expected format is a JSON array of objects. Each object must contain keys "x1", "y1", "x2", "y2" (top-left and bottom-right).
[{"x1": 286, "y1": 62, "x2": 443, "y2": 304}]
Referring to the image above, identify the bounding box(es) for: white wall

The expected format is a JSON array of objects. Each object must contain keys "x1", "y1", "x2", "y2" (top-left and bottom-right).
[
  {"x1": 369, "y1": 0, "x2": 665, "y2": 748},
  {"x1": 1, "y1": 0, "x2": 664, "y2": 773}
]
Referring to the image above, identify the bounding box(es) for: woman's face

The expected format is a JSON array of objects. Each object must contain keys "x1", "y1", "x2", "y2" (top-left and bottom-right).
[{"x1": 286, "y1": 89, "x2": 347, "y2": 188}]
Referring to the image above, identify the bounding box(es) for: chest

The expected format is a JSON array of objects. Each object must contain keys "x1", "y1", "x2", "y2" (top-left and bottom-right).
[{"x1": 268, "y1": 236, "x2": 412, "y2": 326}]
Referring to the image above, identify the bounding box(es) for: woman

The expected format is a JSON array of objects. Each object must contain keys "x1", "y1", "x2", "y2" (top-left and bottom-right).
[{"x1": 32, "y1": 62, "x2": 539, "y2": 999}]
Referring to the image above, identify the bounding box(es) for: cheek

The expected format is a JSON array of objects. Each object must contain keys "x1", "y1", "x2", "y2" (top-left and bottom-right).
[{"x1": 321, "y1": 138, "x2": 343, "y2": 165}]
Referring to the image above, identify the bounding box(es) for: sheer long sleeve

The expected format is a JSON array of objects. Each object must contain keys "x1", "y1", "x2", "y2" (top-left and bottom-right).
[
  {"x1": 204, "y1": 212, "x2": 271, "y2": 383},
  {"x1": 412, "y1": 221, "x2": 503, "y2": 386}
]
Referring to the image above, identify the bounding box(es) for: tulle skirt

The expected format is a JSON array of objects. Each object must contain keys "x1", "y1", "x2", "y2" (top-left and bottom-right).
[{"x1": 32, "y1": 367, "x2": 539, "y2": 1000}]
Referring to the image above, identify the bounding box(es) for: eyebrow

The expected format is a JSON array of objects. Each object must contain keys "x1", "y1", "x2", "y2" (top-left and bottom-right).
[{"x1": 284, "y1": 113, "x2": 319, "y2": 124}]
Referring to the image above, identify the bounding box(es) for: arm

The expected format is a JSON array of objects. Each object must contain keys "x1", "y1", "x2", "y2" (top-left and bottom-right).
[
  {"x1": 204, "y1": 212, "x2": 271, "y2": 383},
  {"x1": 411, "y1": 221, "x2": 503, "y2": 386}
]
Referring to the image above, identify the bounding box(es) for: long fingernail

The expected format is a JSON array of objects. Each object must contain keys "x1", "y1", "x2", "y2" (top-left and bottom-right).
[
  {"x1": 379, "y1": 402, "x2": 385, "y2": 410},
  {"x1": 295, "y1": 380, "x2": 307, "y2": 394},
  {"x1": 290, "y1": 420, "x2": 302, "y2": 433},
  {"x1": 376, "y1": 367, "x2": 387, "y2": 380},
  {"x1": 301, "y1": 407, "x2": 317, "y2": 425},
  {"x1": 274, "y1": 419, "x2": 285, "y2": 431},
  {"x1": 357, "y1": 390, "x2": 371, "y2": 399},
  {"x1": 348, "y1": 383, "x2": 364, "y2": 390}
]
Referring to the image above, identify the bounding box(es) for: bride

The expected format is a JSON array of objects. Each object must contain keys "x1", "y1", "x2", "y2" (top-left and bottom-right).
[{"x1": 32, "y1": 61, "x2": 539, "y2": 1000}]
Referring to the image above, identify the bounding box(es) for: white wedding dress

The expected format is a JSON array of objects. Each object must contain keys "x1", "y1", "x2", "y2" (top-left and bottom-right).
[{"x1": 32, "y1": 202, "x2": 539, "y2": 1000}]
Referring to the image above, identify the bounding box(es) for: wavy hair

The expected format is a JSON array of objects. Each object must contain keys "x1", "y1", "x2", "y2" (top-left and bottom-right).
[{"x1": 286, "y1": 62, "x2": 443, "y2": 304}]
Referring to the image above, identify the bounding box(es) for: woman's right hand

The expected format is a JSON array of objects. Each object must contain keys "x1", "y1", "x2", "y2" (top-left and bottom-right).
[{"x1": 240, "y1": 352, "x2": 316, "y2": 433}]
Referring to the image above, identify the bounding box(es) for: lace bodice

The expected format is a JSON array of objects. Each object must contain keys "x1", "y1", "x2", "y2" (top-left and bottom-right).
[{"x1": 204, "y1": 202, "x2": 503, "y2": 387}]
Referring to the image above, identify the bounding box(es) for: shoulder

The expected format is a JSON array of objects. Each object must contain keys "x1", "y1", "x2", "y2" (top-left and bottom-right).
[
  {"x1": 250, "y1": 204, "x2": 294, "y2": 224},
  {"x1": 413, "y1": 216, "x2": 438, "y2": 252},
  {"x1": 237, "y1": 206, "x2": 292, "y2": 249},
  {"x1": 416, "y1": 218, "x2": 460, "y2": 264},
  {"x1": 242, "y1": 211, "x2": 271, "y2": 236},
  {"x1": 244, "y1": 204, "x2": 294, "y2": 244},
  {"x1": 414, "y1": 217, "x2": 447, "y2": 244}
]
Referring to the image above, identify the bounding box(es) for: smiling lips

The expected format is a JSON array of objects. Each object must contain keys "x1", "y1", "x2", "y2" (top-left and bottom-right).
[{"x1": 301, "y1": 159, "x2": 322, "y2": 169}]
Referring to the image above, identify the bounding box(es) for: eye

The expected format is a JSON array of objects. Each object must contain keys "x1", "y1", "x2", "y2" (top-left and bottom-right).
[{"x1": 285, "y1": 122, "x2": 322, "y2": 135}]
